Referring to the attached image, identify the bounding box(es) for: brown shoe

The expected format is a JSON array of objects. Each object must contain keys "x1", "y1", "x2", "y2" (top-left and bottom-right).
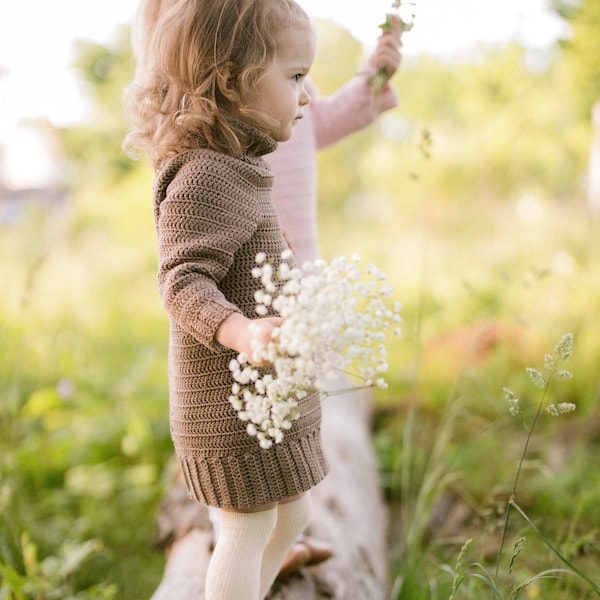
[{"x1": 277, "y1": 536, "x2": 334, "y2": 579}]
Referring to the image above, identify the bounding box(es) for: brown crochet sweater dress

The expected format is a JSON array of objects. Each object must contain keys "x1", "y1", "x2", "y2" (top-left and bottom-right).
[{"x1": 153, "y1": 132, "x2": 328, "y2": 510}]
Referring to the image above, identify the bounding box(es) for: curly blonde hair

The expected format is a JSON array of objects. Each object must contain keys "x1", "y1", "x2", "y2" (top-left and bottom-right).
[{"x1": 123, "y1": 0, "x2": 310, "y2": 170}]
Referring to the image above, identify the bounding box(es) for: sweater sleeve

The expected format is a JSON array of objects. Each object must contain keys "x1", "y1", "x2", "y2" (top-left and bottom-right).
[
  {"x1": 311, "y1": 72, "x2": 398, "y2": 150},
  {"x1": 154, "y1": 156, "x2": 259, "y2": 350}
]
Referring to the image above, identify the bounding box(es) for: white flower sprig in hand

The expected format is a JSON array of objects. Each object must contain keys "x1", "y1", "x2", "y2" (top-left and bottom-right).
[
  {"x1": 369, "y1": 0, "x2": 416, "y2": 93},
  {"x1": 229, "y1": 251, "x2": 401, "y2": 449}
]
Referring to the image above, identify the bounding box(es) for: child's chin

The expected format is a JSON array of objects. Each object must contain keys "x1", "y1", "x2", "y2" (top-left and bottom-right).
[{"x1": 276, "y1": 130, "x2": 293, "y2": 143}]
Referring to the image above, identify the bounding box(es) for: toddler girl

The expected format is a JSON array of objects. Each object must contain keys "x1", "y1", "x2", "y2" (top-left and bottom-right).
[{"x1": 123, "y1": 1, "x2": 327, "y2": 598}]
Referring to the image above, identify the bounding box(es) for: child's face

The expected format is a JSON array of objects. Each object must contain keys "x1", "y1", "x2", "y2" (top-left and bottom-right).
[{"x1": 245, "y1": 23, "x2": 316, "y2": 142}]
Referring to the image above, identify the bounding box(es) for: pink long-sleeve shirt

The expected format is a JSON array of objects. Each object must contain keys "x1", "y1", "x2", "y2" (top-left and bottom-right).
[{"x1": 266, "y1": 75, "x2": 398, "y2": 265}]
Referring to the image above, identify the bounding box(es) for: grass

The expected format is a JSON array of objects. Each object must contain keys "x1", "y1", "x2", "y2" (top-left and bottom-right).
[
  {"x1": 0, "y1": 175, "x2": 170, "y2": 599},
  {"x1": 1, "y1": 163, "x2": 600, "y2": 598},
  {"x1": 318, "y1": 191, "x2": 600, "y2": 598}
]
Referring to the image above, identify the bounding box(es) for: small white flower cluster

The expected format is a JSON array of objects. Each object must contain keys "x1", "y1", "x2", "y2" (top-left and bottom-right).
[
  {"x1": 229, "y1": 251, "x2": 402, "y2": 449},
  {"x1": 546, "y1": 402, "x2": 576, "y2": 416},
  {"x1": 504, "y1": 333, "x2": 575, "y2": 418},
  {"x1": 503, "y1": 387, "x2": 520, "y2": 416}
]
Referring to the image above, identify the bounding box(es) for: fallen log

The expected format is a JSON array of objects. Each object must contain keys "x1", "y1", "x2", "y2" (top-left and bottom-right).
[{"x1": 150, "y1": 382, "x2": 389, "y2": 599}]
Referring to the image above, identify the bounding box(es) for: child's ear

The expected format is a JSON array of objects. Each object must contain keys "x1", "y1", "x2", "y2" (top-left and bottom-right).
[{"x1": 218, "y1": 61, "x2": 240, "y2": 103}]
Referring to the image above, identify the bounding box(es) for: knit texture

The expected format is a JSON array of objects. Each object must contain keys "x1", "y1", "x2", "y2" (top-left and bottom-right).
[
  {"x1": 205, "y1": 507, "x2": 277, "y2": 599},
  {"x1": 259, "y1": 495, "x2": 313, "y2": 599},
  {"x1": 153, "y1": 131, "x2": 328, "y2": 509}
]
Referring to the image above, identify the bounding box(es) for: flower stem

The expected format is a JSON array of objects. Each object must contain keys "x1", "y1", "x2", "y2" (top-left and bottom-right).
[
  {"x1": 510, "y1": 500, "x2": 600, "y2": 595},
  {"x1": 494, "y1": 372, "x2": 554, "y2": 581},
  {"x1": 321, "y1": 384, "x2": 375, "y2": 397}
]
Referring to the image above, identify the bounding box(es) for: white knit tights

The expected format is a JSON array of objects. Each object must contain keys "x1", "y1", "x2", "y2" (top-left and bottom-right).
[
  {"x1": 205, "y1": 494, "x2": 312, "y2": 600},
  {"x1": 259, "y1": 494, "x2": 312, "y2": 599}
]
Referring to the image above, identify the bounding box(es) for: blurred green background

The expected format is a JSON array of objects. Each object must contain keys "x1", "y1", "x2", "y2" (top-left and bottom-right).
[{"x1": 1, "y1": 1, "x2": 600, "y2": 598}]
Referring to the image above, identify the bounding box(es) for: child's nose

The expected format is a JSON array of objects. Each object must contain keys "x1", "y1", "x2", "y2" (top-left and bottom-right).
[{"x1": 299, "y1": 86, "x2": 310, "y2": 106}]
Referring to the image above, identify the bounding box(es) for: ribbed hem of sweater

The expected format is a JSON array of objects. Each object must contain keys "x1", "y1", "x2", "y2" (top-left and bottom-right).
[{"x1": 178, "y1": 428, "x2": 329, "y2": 509}]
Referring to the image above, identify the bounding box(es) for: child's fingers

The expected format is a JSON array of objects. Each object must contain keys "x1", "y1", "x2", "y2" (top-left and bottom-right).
[
  {"x1": 247, "y1": 317, "x2": 283, "y2": 365},
  {"x1": 387, "y1": 14, "x2": 403, "y2": 42},
  {"x1": 371, "y1": 35, "x2": 402, "y2": 79},
  {"x1": 251, "y1": 317, "x2": 282, "y2": 343}
]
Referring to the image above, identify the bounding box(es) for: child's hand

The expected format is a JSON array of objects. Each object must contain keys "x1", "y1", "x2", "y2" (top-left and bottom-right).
[
  {"x1": 216, "y1": 313, "x2": 282, "y2": 365},
  {"x1": 368, "y1": 14, "x2": 402, "y2": 86}
]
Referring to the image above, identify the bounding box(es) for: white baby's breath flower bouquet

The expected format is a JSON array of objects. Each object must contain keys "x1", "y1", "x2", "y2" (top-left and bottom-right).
[{"x1": 229, "y1": 250, "x2": 401, "y2": 448}]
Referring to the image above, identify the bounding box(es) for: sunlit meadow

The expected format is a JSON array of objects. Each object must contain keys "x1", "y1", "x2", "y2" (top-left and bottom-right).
[{"x1": 2, "y1": 14, "x2": 600, "y2": 598}]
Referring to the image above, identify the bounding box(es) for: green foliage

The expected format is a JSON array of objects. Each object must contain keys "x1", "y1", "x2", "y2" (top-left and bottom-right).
[
  {"x1": 326, "y1": 42, "x2": 587, "y2": 218},
  {"x1": 4, "y1": 10, "x2": 600, "y2": 599},
  {"x1": 0, "y1": 169, "x2": 169, "y2": 598},
  {"x1": 311, "y1": 19, "x2": 365, "y2": 95},
  {"x1": 61, "y1": 26, "x2": 138, "y2": 184},
  {"x1": 551, "y1": 0, "x2": 600, "y2": 118},
  {"x1": 0, "y1": 532, "x2": 117, "y2": 600},
  {"x1": 381, "y1": 333, "x2": 600, "y2": 599}
]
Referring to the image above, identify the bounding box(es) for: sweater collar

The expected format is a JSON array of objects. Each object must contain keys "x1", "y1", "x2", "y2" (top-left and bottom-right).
[{"x1": 235, "y1": 120, "x2": 278, "y2": 158}]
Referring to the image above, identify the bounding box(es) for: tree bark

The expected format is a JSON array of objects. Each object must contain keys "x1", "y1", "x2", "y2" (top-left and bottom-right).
[{"x1": 150, "y1": 381, "x2": 389, "y2": 600}]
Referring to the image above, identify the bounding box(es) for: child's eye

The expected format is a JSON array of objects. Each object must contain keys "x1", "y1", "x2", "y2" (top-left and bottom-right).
[{"x1": 293, "y1": 73, "x2": 304, "y2": 82}]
